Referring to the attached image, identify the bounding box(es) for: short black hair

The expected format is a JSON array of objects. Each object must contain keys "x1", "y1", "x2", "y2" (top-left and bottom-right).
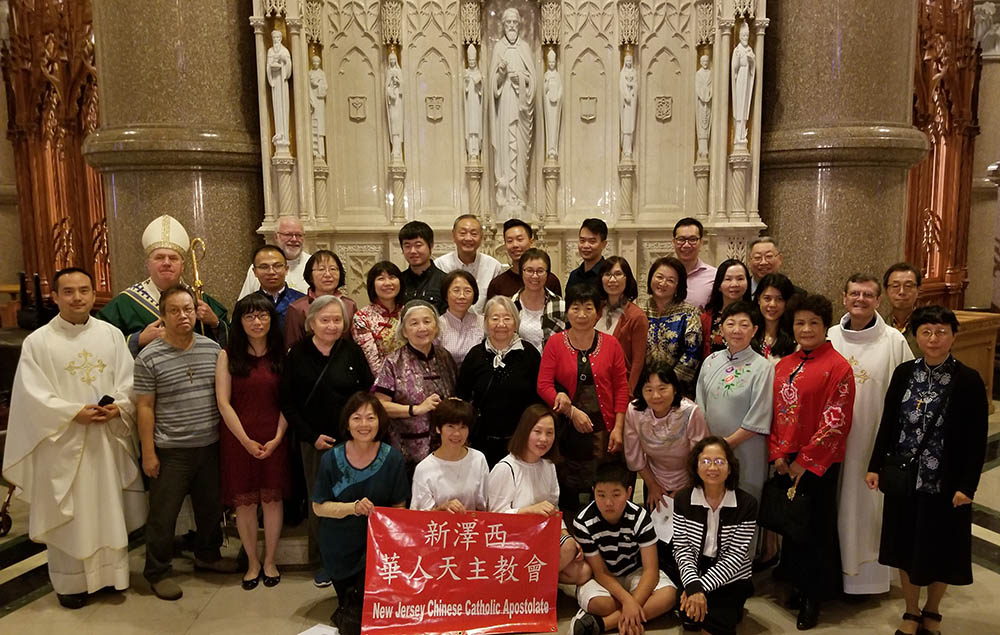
[
  {"x1": 580, "y1": 218, "x2": 608, "y2": 241},
  {"x1": 565, "y1": 283, "x2": 603, "y2": 310},
  {"x1": 843, "y1": 272, "x2": 882, "y2": 296},
  {"x1": 632, "y1": 363, "x2": 683, "y2": 409},
  {"x1": 503, "y1": 218, "x2": 533, "y2": 239},
  {"x1": 340, "y1": 392, "x2": 390, "y2": 442},
  {"x1": 647, "y1": 256, "x2": 688, "y2": 303},
  {"x1": 304, "y1": 250, "x2": 346, "y2": 289},
  {"x1": 673, "y1": 217, "x2": 704, "y2": 239},
  {"x1": 687, "y1": 436, "x2": 740, "y2": 491},
  {"x1": 53, "y1": 267, "x2": 94, "y2": 292},
  {"x1": 786, "y1": 293, "x2": 834, "y2": 329},
  {"x1": 158, "y1": 285, "x2": 197, "y2": 315},
  {"x1": 430, "y1": 397, "x2": 476, "y2": 434},
  {"x1": 398, "y1": 220, "x2": 434, "y2": 247},
  {"x1": 909, "y1": 305, "x2": 959, "y2": 336},
  {"x1": 706, "y1": 259, "x2": 752, "y2": 314},
  {"x1": 883, "y1": 262, "x2": 923, "y2": 288},
  {"x1": 753, "y1": 273, "x2": 796, "y2": 303},
  {"x1": 518, "y1": 247, "x2": 551, "y2": 272},
  {"x1": 592, "y1": 460, "x2": 631, "y2": 489},
  {"x1": 600, "y1": 255, "x2": 639, "y2": 302},
  {"x1": 441, "y1": 269, "x2": 480, "y2": 307},
  {"x1": 366, "y1": 260, "x2": 404, "y2": 303},
  {"x1": 253, "y1": 244, "x2": 287, "y2": 263},
  {"x1": 719, "y1": 300, "x2": 761, "y2": 329}
]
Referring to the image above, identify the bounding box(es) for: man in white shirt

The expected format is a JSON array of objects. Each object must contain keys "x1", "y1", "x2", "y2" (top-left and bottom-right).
[
  {"x1": 238, "y1": 216, "x2": 311, "y2": 297},
  {"x1": 3, "y1": 268, "x2": 146, "y2": 609},
  {"x1": 672, "y1": 217, "x2": 715, "y2": 309},
  {"x1": 436, "y1": 214, "x2": 503, "y2": 313}
]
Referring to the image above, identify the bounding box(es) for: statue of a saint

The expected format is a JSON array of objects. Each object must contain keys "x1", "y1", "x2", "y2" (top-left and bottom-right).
[
  {"x1": 620, "y1": 52, "x2": 637, "y2": 160},
  {"x1": 386, "y1": 50, "x2": 404, "y2": 162},
  {"x1": 309, "y1": 56, "x2": 328, "y2": 160},
  {"x1": 464, "y1": 44, "x2": 484, "y2": 160},
  {"x1": 266, "y1": 30, "x2": 292, "y2": 147},
  {"x1": 489, "y1": 7, "x2": 535, "y2": 214},
  {"x1": 543, "y1": 49, "x2": 562, "y2": 160},
  {"x1": 730, "y1": 22, "x2": 755, "y2": 148},
  {"x1": 695, "y1": 54, "x2": 712, "y2": 161}
]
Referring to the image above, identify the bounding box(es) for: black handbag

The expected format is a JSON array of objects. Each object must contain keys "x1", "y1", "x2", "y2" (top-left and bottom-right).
[
  {"x1": 879, "y1": 425, "x2": 933, "y2": 498},
  {"x1": 758, "y1": 472, "x2": 810, "y2": 542}
]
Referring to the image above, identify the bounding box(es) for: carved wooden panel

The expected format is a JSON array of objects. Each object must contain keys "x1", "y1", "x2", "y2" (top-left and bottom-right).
[
  {"x1": 905, "y1": 0, "x2": 981, "y2": 308},
  {"x1": 1, "y1": 0, "x2": 109, "y2": 300}
]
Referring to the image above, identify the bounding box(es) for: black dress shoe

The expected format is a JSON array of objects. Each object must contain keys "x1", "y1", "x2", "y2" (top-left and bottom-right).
[
  {"x1": 241, "y1": 570, "x2": 261, "y2": 590},
  {"x1": 57, "y1": 592, "x2": 87, "y2": 609},
  {"x1": 262, "y1": 572, "x2": 281, "y2": 588},
  {"x1": 796, "y1": 597, "x2": 820, "y2": 630}
]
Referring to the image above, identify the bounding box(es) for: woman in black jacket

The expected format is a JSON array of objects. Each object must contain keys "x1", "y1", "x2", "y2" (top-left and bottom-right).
[
  {"x1": 866, "y1": 306, "x2": 988, "y2": 635},
  {"x1": 672, "y1": 436, "x2": 758, "y2": 635}
]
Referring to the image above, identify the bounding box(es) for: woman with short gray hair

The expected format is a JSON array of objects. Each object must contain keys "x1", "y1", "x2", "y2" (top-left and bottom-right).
[{"x1": 456, "y1": 295, "x2": 542, "y2": 467}]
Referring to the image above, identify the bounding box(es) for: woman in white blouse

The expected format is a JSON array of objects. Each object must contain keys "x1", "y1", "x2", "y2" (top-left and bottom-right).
[
  {"x1": 487, "y1": 404, "x2": 591, "y2": 584},
  {"x1": 410, "y1": 398, "x2": 488, "y2": 512}
]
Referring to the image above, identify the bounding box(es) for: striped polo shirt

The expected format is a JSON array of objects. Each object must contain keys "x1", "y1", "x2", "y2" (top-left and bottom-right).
[{"x1": 573, "y1": 499, "x2": 658, "y2": 577}]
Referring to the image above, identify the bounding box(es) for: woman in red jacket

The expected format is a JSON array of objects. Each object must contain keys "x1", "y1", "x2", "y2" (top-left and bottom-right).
[
  {"x1": 769, "y1": 293, "x2": 855, "y2": 630},
  {"x1": 538, "y1": 283, "x2": 629, "y2": 514}
]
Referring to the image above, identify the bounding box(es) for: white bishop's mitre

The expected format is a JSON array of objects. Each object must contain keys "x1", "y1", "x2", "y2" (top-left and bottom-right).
[{"x1": 142, "y1": 214, "x2": 191, "y2": 256}]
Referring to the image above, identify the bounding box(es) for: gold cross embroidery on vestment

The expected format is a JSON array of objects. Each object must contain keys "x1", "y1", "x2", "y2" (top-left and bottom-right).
[{"x1": 65, "y1": 350, "x2": 107, "y2": 385}]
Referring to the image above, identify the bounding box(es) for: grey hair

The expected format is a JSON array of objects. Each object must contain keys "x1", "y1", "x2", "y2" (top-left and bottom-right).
[
  {"x1": 483, "y1": 295, "x2": 520, "y2": 333},
  {"x1": 749, "y1": 235, "x2": 779, "y2": 251},
  {"x1": 305, "y1": 294, "x2": 347, "y2": 334},
  {"x1": 395, "y1": 300, "x2": 440, "y2": 342}
]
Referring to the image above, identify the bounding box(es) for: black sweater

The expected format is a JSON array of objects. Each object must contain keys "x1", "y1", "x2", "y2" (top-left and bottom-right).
[{"x1": 456, "y1": 341, "x2": 542, "y2": 443}]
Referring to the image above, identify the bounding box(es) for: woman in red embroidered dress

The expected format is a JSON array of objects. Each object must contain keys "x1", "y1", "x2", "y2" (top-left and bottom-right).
[
  {"x1": 351, "y1": 261, "x2": 406, "y2": 375},
  {"x1": 768, "y1": 293, "x2": 855, "y2": 630}
]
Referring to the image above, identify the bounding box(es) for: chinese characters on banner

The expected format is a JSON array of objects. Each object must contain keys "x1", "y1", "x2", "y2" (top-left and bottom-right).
[{"x1": 363, "y1": 508, "x2": 561, "y2": 634}]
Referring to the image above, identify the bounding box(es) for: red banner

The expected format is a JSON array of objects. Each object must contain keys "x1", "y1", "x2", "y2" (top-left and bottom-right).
[{"x1": 363, "y1": 508, "x2": 561, "y2": 634}]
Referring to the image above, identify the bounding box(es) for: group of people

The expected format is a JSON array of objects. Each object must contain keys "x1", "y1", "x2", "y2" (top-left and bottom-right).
[{"x1": 1, "y1": 211, "x2": 988, "y2": 635}]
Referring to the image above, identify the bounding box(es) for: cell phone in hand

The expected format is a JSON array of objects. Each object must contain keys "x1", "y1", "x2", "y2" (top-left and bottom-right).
[{"x1": 97, "y1": 395, "x2": 115, "y2": 407}]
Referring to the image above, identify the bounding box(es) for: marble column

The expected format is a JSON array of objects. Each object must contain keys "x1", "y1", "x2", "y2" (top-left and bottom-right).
[
  {"x1": 82, "y1": 0, "x2": 262, "y2": 301},
  {"x1": 759, "y1": 0, "x2": 927, "y2": 300}
]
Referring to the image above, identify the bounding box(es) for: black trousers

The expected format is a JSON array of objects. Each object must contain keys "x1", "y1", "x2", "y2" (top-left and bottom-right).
[
  {"x1": 143, "y1": 443, "x2": 224, "y2": 582},
  {"x1": 780, "y1": 463, "x2": 843, "y2": 600}
]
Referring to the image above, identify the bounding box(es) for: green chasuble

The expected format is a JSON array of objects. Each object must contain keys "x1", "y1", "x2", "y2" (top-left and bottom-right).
[{"x1": 97, "y1": 279, "x2": 230, "y2": 357}]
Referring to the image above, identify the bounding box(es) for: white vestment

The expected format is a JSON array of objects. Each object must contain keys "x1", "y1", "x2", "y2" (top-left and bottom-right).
[
  {"x1": 828, "y1": 313, "x2": 913, "y2": 594},
  {"x1": 3, "y1": 316, "x2": 147, "y2": 594}
]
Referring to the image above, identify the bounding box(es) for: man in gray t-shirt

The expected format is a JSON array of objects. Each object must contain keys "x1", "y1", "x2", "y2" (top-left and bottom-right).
[{"x1": 135, "y1": 286, "x2": 237, "y2": 601}]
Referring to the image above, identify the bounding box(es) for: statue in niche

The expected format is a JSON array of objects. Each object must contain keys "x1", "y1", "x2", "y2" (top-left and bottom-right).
[
  {"x1": 620, "y1": 52, "x2": 637, "y2": 160},
  {"x1": 309, "y1": 56, "x2": 328, "y2": 160},
  {"x1": 730, "y1": 21, "x2": 755, "y2": 148},
  {"x1": 464, "y1": 44, "x2": 484, "y2": 160},
  {"x1": 267, "y1": 30, "x2": 293, "y2": 147},
  {"x1": 543, "y1": 48, "x2": 562, "y2": 160},
  {"x1": 489, "y1": 7, "x2": 535, "y2": 214},
  {"x1": 386, "y1": 50, "x2": 404, "y2": 162},
  {"x1": 695, "y1": 54, "x2": 712, "y2": 161}
]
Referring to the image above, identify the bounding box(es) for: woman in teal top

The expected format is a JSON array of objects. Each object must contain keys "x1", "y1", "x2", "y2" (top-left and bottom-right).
[{"x1": 312, "y1": 391, "x2": 408, "y2": 635}]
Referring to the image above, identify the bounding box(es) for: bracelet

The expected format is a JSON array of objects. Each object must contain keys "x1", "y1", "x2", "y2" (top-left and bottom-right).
[
  {"x1": 408, "y1": 404, "x2": 414, "y2": 417},
  {"x1": 353, "y1": 500, "x2": 360, "y2": 515}
]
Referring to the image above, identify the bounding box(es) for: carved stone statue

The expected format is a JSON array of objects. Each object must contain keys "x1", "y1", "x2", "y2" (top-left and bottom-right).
[
  {"x1": 543, "y1": 49, "x2": 562, "y2": 160},
  {"x1": 489, "y1": 7, "x2": 535, "y2": 214},
  {"x1": 386, "y1": 50, "x2": 404, "y2": 162},
  {"x1": 464, "y1": 44, "x2": 484, "y2": 160},
  {"x1": 730, "y1": 22, "x2": 755, "y2": 148},
  {"x1": 695, "y1": 54, "x2": 712, "y2": 161},
  {"x1": 309, "y1": 56, "x2": 328, "y2": 160},
  {"x1": 266, "y1": 30, "x2": 293, "y2": 147},
  {"x1": 620, "y1": 52, "x2": 637, "y2": 160}
]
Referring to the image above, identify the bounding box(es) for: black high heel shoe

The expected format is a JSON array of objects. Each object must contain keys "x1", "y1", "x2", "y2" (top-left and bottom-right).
[{"x1": 241, "y1": 570, "x2": 262, "y2": 590}]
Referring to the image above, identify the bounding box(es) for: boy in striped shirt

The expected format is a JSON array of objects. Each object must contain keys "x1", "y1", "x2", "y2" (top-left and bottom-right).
[{"x1": 570, "y1": 461, "x2": 676, "y2": 634}]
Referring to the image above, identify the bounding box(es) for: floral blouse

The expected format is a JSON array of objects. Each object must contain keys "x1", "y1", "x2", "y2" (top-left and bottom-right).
[
  {"x1": 896, "y1": 356, "x2": 955, "y2": 494},
  {"x1": 645, "y1": 299, "x2": 703, "y2": 385},
  {"x1": 351, "y1": 301, "x2": 404, "y2": 375}
]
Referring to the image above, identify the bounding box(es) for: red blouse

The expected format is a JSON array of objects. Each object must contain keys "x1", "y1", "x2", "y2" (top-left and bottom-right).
[{"x1": 768, "y1": 341, "x2": 855, "y2": 476}]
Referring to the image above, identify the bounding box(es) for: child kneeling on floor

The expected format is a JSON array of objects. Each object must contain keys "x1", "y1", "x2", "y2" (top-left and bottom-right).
[{"x1": 570, "y1": 460, "x2": 677, "y2": 635}]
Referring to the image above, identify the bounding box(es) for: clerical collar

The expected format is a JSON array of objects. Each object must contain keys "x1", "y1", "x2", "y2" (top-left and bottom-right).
[
  {"x1": 846, "y1": 316, "x2": 877, "y2": 331},
  {"x1": 54, "y1": 314, "x2": 90, "y2": 329}
]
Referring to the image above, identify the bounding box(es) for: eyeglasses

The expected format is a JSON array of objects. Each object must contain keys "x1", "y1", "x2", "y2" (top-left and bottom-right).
[
  {"x1": 276, "y1": 232, "x2": 304, "y2": 240},
  {"x1": 166, "y1": 307, "x2": 196, "y2": 317},
  {"x1": 699, "y1": 458, "x2": 728, "y2": 468},
  {"x1": 651, "y1": 274, "x2": 677, "y2": 284},
  {"x1": 602, "y1": 271, "x2": 626, "y2": 280},
  {"x1": 523, "y1": 268, "x2": 548, "y2": 278},
  {"x1": 241, "y1": 313, "x2": 271, "y2": 322},
  {"x1": 673, "y1": 236, "x2": 701, "y2": 245},
  {"x1": 846, "y1": 290, "x2": 878, "y2": 300},
  {"x1": 917, "y1": 327, "x2": 951, "y2": 339},
  {"x1": 750, "y1": 253, "x2": 777, "y2": 263},
  {"x1": 488, "y1": 315, "x2": 515, "y2": 325},
  {"x1": 313, "y1": 266, "x2": 339, "y2": 274},
  {"x1": 255, "y1": 263, "x2": 286, "y2": 272}
]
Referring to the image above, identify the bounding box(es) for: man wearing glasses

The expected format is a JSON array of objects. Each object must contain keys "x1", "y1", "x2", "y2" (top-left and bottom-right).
[
  {"x1": 250, "y1": 245, "x2": 305, "y2": 332},
  {"x1": 881, "y1": 262, "x2": 923, "y2": 356},
  {"x1": 238, "y1": 216, "x2": 311, "y2": 298},
  {"x1": 672, "y1": 217, "x2": 715, "y2": 309},
  {"x1": 748, "y1": 236, "x2": 783, "y2": 294}
]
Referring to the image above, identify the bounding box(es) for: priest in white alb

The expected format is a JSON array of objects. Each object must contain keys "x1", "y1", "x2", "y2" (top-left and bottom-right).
[
  {"x1": 828, "y1": 273, "x2": 913, "y2": 595},
  {"x1": 2, "y1": 268, "x2": 146, "y2": 609}
]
